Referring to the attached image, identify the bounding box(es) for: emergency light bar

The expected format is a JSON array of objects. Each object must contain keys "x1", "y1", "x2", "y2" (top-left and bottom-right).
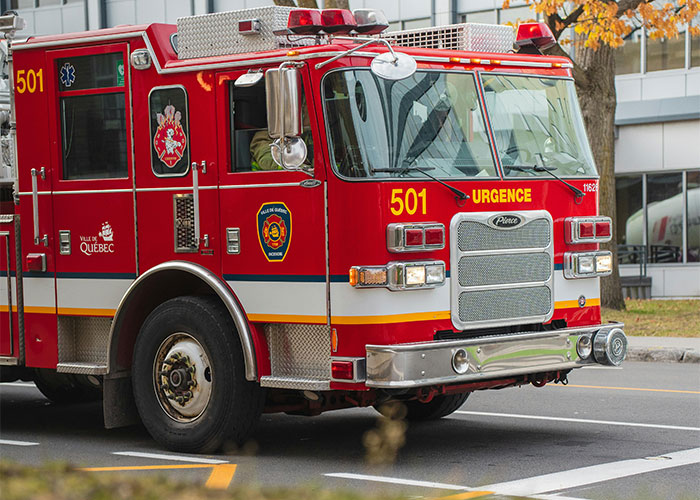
[
  {"x1": 515, "y1": 22, "x2": 556, "y2": 53},
  {"x1": 287, "y1": 8, "x2": 387, "y2": 36}
]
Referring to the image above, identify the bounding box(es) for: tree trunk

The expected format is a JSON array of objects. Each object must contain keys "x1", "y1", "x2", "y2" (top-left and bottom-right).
[
  {"x1": 573, "y1": 43, "x2": 626, "y2": 310},
  {"x1": 297, "y1": 0, "x2": 320, "y2": 7},
  {"x1": 273, "y1": 0, "x2": 297, "y2": 6},
  {"x1": 324, "y1": 0, "x2": 350, "y2": 8}
]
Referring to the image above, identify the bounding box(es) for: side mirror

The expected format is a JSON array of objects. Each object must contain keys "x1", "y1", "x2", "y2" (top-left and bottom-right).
[{"x1": 265, "y1": 66, "x2": 302, "y2": 139}]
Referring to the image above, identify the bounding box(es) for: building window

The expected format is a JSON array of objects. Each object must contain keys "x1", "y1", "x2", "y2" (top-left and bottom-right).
[
  {"x1": 402, "y1": 18, "x2": 431, "y2": 30},
  {"x1": 498, "y1": 6, "x2": 535, "y2": 25},
  {"x1": 688, "y1": 170, "x2": 700, "y2": 262},
  {"x1": 692, "y1": 20, "x2": 700, "y2": 68},
  {"x1": 615, "y1": 32, "x2": 642, "y2": 74},
  {"x1": 10, "y1": 1, "x2": 36, "y2": 9},
  {"x1": 646, "y1": 32, "x2": 686, "y2": 72},
  {"x1": 647, "y1": 173, "x2": 684, "y2": 263},
  {"x1": 58, "y1": 53, "x2": 127, "y2": 180},
  {"x1": 616, "y1": 175, "x2": 644, "y2": 264},
  {"x1": 460, "y1": 10, "x2": 496, "y2": 24}
]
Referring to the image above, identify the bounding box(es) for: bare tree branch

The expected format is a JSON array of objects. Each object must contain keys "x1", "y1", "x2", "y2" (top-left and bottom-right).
[{"x1": 543, "y1": 41, "x2": 589, "y2": 87}]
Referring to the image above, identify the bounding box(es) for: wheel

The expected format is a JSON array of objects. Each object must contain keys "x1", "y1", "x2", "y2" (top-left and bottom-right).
[
  {"x1": 132, "y1": 295, "x2": 264, "y2": 453},
  {"x1": 402, "y1": 392, "x2": 470, "y2": 421},
  {"x1": 33, "y1": 369, "x2": 102, "y2": 404}
]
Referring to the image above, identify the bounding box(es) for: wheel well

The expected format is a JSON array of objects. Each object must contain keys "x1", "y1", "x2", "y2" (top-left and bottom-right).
[{"x1": 108, "y1": 265, "x2": 257, "y2": 380}]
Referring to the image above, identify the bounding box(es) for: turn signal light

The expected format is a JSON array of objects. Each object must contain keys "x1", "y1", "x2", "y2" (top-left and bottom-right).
[
  {"x1": 288, "y1": 9, "x2": 323, "y2": 35},
  {"x1": 565, "y1": 217, "x2": 613, "y2": 244},
  {"x1": 331, "y1": 360, "x2": 354, "y2": 380},
  {"x1": 515, "y1": 22, "x2": 557, "y2": 51},
  {"x1": 349, "y1": 261, "x2": 445, "y2": 290},
  {"x1": 564, "y1": 251, "x2": 613, "y2": 279},
  {"x1": 321, "y1": 9, "x2": 356, "y2": 34}
]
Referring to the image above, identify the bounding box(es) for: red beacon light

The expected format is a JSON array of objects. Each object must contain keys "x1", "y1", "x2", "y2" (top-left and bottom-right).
[
  {"x1": 515, "y1": 22, "x2": 557, "y2": 54},
  {"x1": 321, "y1": 9, "x2": 356, "y2": 34},
  {"x1": 287, "y1": 9, "x2": 323, "y2": 35}
]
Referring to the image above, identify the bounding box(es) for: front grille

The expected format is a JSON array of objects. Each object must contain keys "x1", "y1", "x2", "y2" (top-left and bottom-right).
[
  {"x1": 458, "y1": 286, "x2": 552, "y2": 323},
  {"x1": 458, "y1": 252, "x2": 551, "y2": 287},
  {"x1": 457, "y1": 219, "x2": 550, "y2": 252},
  {"x1": 451, "y1": 211, "x2": 554, "y2": 330}
]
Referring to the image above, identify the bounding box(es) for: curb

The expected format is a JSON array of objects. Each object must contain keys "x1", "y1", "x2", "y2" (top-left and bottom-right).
[{"x1": 626, "y1": 347, "x2": 700, "y2": 363}]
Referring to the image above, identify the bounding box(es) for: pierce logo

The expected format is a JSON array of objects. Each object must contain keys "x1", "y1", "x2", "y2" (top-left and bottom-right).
[
  {"x1": 80, "y1": 222, "x2": 116, "y2": 256},
  {"x1": 153, "y1": 104, "x2": 187, "y2": 168},
  {"x1": 490, "y1": 214, "x2": 523, "y2": 229}
]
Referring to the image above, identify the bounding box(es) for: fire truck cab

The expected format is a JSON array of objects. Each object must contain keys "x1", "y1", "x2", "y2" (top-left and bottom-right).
[{"x1": 0, "y1": 7, "x2": 627, "y2": 453}]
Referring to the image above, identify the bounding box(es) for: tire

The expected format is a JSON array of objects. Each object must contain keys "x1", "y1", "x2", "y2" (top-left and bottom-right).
[
  {"x1": 132, "y1": 295, "x2": 264, "y2": 454},
  {"x1": 33, "y1": 369, "x2": 102, "y2": 404},
  {"x1": 403, "y1": 392, "x2": 470, "y2": 421}
]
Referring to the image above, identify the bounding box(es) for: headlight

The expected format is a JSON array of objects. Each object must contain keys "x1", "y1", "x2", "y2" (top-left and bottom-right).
[
  {"x1": 596, "y1": 253, "x2": 613, "y2": 273},
  {"x1": 349, "y1": 261, "x2": 446, "y2": 290},
  {"x1": 577, "y1": 255, "x2": 595, "y2": 274},
  {"x1": 564, "y1": 251, "x2": 614, "y2": 279}
]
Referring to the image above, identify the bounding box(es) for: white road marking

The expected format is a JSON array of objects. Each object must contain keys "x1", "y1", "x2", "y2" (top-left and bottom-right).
[
  {"x1": 112, "y1": 451, "x2": 228, "y2": 464},
  {"x1": 0, "y1": 439, "x2": 39, "y2": 446},
  {"x1": 481, "y1": 447, "x2": 700, "y2": 496},
  {"x1": 324, "y1": 472, "x2": 468, "y2": 490},
  {"x1": 454, "y1": 411, "x2": 700, "y2": 432}
]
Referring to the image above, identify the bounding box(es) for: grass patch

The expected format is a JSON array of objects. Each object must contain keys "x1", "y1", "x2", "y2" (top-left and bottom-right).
[
  {"x1": 602, "y1": 299, "x2": 700, "y2": 338},
  {"x1": 0, "y1": 461, "x2": 410, "y2": 500}
]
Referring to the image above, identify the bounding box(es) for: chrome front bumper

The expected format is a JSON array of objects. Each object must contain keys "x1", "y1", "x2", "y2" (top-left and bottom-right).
[{"x1": 365, "y1": 323, "x2": 626, "y2": 389}]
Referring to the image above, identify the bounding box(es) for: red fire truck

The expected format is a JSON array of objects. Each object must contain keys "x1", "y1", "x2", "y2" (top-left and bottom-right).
[{"x1": 0, "y1": 7, "x2": 628, "y2": 453}]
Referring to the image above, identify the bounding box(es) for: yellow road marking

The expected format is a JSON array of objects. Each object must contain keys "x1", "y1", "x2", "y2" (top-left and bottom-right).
[
  {"x1": 78, "y1": 464, "x2": 215, "y2": 472},
  {"x1": 435, "y1": 491, "x2": 494, "y2": 500},
  {"x1": 548, "y1": 383, "x2": 700, "y2": 395},
  {"x1": 205, "y1": 464, "x2": 238, "y2": 489}
]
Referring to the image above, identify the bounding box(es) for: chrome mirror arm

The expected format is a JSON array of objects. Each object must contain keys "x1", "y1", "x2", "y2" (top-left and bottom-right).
[{"x1": 315, "y1": 37, "x2": 398, "y2": 70}]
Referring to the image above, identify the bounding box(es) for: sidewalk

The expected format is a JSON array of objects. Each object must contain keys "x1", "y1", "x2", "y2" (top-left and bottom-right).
[{"x1": 626, "y1": 336, "x2": 700, "y2": 363}]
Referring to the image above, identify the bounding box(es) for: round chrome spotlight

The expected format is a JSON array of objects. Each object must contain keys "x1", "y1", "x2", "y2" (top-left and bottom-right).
[
  {"x1": 593, "y1": 328, "x2": 628, "y2": 366},
  {"x1": 452, "y1": 348, "x2": 469, "y2": 374},
  {"x1": 576, "y1": 334, "x2": 593, "y2": 360}
]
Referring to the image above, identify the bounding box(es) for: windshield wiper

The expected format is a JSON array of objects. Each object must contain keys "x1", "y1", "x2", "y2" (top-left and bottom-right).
[
  {"x1": 502, "y1": 163, "x2": 585, "y2": 202},
  {"x1": 372, "y1": 166, "x2": 470, "y2": 205}
]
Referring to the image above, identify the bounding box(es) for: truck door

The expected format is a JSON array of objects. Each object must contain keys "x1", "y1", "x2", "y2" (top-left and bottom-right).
[
  {"x1": 215, "y1": 66, "x2": 329, "y2": 382},
  {"x1": 46, "y1": 43, "x2": 136, "y2": 372},
  {"x1": 133, "y1": 76, "x2": 219, "y2": 276},
  {"x1": 0, "y1": 213, "x2": 20, "y2": 360}
]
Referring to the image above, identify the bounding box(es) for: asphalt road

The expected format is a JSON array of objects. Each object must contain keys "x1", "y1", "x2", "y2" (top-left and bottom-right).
[{"x1": 1, "y1": 361, "x2": 699, "y2": 500}]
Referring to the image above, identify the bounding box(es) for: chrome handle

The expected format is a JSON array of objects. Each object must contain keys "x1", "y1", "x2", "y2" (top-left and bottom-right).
[
  {"x1": 31, "y1": 167, "x2": 47, "y2": 246},
  {"x1": 191, "y1": 162, "x2": 200, "y2": 248}
]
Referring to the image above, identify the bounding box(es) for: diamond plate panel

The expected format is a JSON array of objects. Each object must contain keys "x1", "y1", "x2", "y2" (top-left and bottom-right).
[
  {"x1": 264, "y1": 324, "x2": 330, "y2": 380},
  {"x1": 458, "y1": 252, "x2": 551, "y2": 287},
  {"x1": 57, "y1": 316, "x2": 110, "y2": 365},
  {"x1": 458, "y1": 219, "x2": 550, "y2": 252},
  {"x1": 458, "y1": 286, "x2": 552, "y2": 323},
  {"x1": 384, "y1": 23, "x2": 514, "y2": 54},
  {"x1": 177, "y1": 7, "x2": 315, "y2": 60}
]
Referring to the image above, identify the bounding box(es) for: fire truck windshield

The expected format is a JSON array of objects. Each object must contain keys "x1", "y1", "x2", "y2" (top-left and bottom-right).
[
  {"x1": 323, "y1": 70, "x2": 498, "y2": 179},
  {"x1": 481, "y1": 74, "x2": 598, "y2": 178}
]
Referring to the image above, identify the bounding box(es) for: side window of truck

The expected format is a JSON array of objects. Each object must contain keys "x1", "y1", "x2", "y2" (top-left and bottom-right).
[
  {"x1": 229, "y1": 76, "x2": 313, "y2": 172},
  {"x1": 57, "y1": 52, "x2": 128, "y2": 180}
]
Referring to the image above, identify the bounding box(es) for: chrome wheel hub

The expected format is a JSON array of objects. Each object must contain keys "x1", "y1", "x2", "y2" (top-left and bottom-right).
[{"x1": 153, "y1": 333, "x2": 212, "y2": 422}]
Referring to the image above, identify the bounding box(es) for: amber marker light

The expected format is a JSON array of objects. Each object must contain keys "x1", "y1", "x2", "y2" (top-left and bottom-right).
[
  {"x1": 348, "y1": 268, "x2": 359, "y2": 286},
  {"x1": 470, "y1": 58, "x2": 481, "y2": 64},
  {"x1": 449, "y1": 57, "x2": 461, "y2": 63},
  {"x1": 287, "y1": 50, "x2": 300, "y2": 57},
  {"x1": 331, "y1": 328, "x2": 338, "y2": 353}
]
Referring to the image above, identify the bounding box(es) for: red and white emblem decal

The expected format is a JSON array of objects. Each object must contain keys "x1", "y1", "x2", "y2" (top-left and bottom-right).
[{"x1": 153, "y1": 104, "x2": 187, "y2": 168}]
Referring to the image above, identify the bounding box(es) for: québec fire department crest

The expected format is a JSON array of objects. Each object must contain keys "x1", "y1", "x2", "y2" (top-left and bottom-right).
[
  {"x1": 257, "y1": 202, "x2": 292, "y2": 262},
  {"x1": 153, "y1": 104, "x2": 187, "y2": 168}
]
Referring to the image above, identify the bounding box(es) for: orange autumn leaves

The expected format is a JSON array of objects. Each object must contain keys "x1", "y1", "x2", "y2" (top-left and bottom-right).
[{"x1": 503, "y1": 0, "x2": 700, "y2": 49}]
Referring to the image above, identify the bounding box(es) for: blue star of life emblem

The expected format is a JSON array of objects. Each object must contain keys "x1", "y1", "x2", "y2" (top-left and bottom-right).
[{"x1": 60, "y1": 63, "x2": 75, "y2": 88}]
